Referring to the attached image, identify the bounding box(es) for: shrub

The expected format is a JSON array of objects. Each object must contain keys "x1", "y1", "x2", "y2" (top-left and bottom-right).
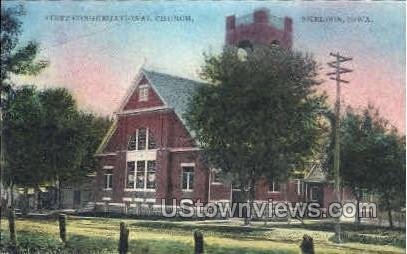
[
  {"x1": 329, "y1": 231, "x2": 406, "y2": 248},
  {"x1": 1, "y1": 230, "x2": 64, "y2": 253}
]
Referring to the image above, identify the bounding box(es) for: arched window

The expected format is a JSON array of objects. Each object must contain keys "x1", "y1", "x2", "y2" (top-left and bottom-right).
[
  {"x1": 127, "y1": 128, "x2": 157, "y2": 151},
  {"x1": 128, "y1": 135, "x2": 137, "y2": 151},
  {"x1": 148, "y1": 130, "x2": 156, "y2": 149},
  {"x1": 137, "y1": 128, "x2": 147, "y2": 150}
]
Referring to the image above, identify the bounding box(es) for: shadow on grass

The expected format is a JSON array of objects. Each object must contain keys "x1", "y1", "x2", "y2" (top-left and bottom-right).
[
  {"x1": 132, "y1": 220, "x2": 269, "y2": 234},
  {"x1": 267, "y1": 220, "x2": 404, "y2": 234},
  {"x1": 1, "y1": 230, "x2": 296, "y2": 254},
  {"x1": 129, "y1": 221, "x2": 276, "y2": 242}
]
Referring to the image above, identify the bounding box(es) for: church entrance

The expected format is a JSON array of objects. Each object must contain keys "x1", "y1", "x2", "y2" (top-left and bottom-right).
[
  {"x1": 231, "y1": 188, "x2": 247, "y2": 218},
  {"x1": 307, "y1": 183, "x2": 324, "y2": 206}
]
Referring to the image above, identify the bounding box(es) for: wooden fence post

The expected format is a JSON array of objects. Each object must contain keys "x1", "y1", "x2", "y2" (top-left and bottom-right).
[
  {"x1": 8, "y1": 207, "x2": 17, "y2": 251},
  {"x1": 118, "y1": 222, "x2": 129, "y2": 254},
  {"x1": 58, "y1": 213, "x2": 67, "y2": 243},
  {"x1": 300, "y1": 234, "x2": 314, "y2": 254},
  {"x1": 194, "y1": 230, "x2": 204, "y2": 254}
]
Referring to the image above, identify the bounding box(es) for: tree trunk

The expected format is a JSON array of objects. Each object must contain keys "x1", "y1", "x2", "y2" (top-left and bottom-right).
[
  {"x1": 243, "y1": 173, "x2": 256, "y2": 226},
  {"x1": 9, "y1": 181, "x2": 14, "y2": 210},
  {"x1": 354, "y1": 189, "x2": 361, "y2": 226},
  {"x1": 386, "y1": 198, "x2": 393, "y2": 229},
  {"x1": 8, "y1": 208, "x2": 17, "y2": 252},
  {"x1": 243, "y1": 188, "x2": 250, "y2": 226},
  {"x1": 8, "y1": 181, "x2": 17, "y2": 252},
  {"x1": 21, "y1": 187, "x2": 29, "y2": 216},
  {"x1": 58, "y1": 180, "x2": 62, "y2": 209}
]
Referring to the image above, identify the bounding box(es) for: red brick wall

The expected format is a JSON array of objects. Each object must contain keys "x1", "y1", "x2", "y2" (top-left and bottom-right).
[
  {"x1": 96, "y1": 155, "x2": 116, "y2": 201},
  {"x1": 254, "y1": 178, "x2": 302, "y2": 202},
  {"x1": 323, "y1": 184, "x2": 355, "y2": 208},
  {"x1": 209, "y1": 184, "x2": 231, "y2": 201},
  {"x1": 166, "y1": 151, "x2": 209, "y2": 204},
  {"x1": 123, "y1": 77, "x2": 164, "y2": 111},
  {"x1": 103, "y1": 110, "x2": 195, "y2": 154},
  {"x1": 97, "y1": 107, "x2": 203, "y2": 203}
]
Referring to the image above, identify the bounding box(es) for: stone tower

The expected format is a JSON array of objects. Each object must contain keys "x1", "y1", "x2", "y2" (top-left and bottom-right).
[{"x1": 225, "y1": 8, "x2": 293, "y2": 49}]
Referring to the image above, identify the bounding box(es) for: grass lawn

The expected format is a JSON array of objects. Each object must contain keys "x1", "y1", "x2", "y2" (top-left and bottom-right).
[{"x1": 0, "y1": 216, "x2": 405, "y2": 253}]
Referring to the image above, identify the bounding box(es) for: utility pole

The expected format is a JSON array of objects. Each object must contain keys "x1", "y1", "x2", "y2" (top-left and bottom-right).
[{"x1": 327, "y1": 52, "x2": 353, "y2": 243}]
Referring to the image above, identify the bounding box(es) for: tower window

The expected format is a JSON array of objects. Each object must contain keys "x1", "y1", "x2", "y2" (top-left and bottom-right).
[
  {"x1": 271, "y1": 40, "x2": 280, "y2": 46},
  {"x1": 237, "y1": 40, "x2": 253, "y2": 51}
]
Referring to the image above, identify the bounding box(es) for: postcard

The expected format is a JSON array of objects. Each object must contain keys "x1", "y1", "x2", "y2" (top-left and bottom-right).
[{"x1": 1, "y1": 1, "x2": 405, "y2": 253}]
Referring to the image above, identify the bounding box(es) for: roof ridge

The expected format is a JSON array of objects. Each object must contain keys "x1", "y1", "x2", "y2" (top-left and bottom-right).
[{"x1": 141, "y1": 68, "x2": 206, "y2": 85}]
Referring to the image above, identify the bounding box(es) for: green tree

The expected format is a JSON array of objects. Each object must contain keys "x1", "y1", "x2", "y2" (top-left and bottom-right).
[
  {"x1": 336, "y1": 107, "x2": 377, "y2": 224},
  {"x1": 64, "y1": 112, "x2": 112, "y2": 185},
  {"x1": 1, "y1": 4, "x2": 49, "y2": 200},
  {"x1": 1, "y1": 6, "x2": 48, "y2": 248},
  {"x1": 369, "y1": 128, "x2": 405, "y2": 228},
  {"x1": 3, "y1": 86, "x2": 48, "y2": 214},
  {"x1": 39, "y1": 88, "x2": 111, "y2": 208},
  {"x1": 186, "y1": 45, "x2": 326, "y2": 224},
  {"x1": 335, "y1": 106, "x2": 405, "y2": 227},
  {"x1": 1, "y1": 5, "x2": 48, "y2": 96},
  {"x1": 39, "y1": 88, "x2": 82, "y2": 208},
  {"x1": 4, "y1": 86, "x2": 111, "y2": 211}
]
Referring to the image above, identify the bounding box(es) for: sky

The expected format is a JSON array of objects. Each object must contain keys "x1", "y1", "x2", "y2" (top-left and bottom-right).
[{"x1": 4, "y1": 1, "x2": 406, "y2": 132}]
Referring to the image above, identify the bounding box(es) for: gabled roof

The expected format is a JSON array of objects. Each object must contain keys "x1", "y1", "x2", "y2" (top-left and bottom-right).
[
  {"x1": 304, "y1": 162, "x2": 327, "y2": 183},
  {"x1": 142, "y1": 69, "x2": 205, "y2": 131},
  {"x1": 96, "y1": 68, "x2": 206, "y2": 155}
]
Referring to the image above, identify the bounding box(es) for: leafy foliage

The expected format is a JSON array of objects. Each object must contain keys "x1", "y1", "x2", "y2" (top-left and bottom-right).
[
  {"x1": 330, "y1": 231, "x2": 405, "y2": 248},
  {"x1": 1, "y1": 5, "x2": 48, "y2": 96},
  {"x1": 186, "y1": 45, "x2": 327, "y2": 190},
  {"x1": 3, "y1": 86, "x2": 111, "y2": 203},
  {"x1": 38, "y1": 88, "x2": 111, "y2": 186},
  {"x1": 329, "y1": 105, "x2": 406, "y2": 226},
  {"x1": 2, "y1": 86, "x2": 47, "y2": 188}
]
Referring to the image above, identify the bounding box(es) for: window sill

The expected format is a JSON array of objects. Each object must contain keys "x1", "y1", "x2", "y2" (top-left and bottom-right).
[
  {"x1": 125, "y1": 188, "x2": 156, "y2": 192},
  {"x1": 103, "y1": 188, "x2": 113, "y2": 191},
  {"x1": 211, "y1": 182, "x2": 222, "y2": 185},
  {"x1": 267, "y1": 191, "x2": 281, "y2": 194},
  {"x1": 126, "y1": 149, "x2": 158, "y2": 152},
  {"x1": 182, "y1": 189, "x2": 193, "y2": 192}
]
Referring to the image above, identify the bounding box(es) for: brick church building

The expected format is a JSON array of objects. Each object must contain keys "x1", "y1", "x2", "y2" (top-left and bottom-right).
[{"x1": 94, "y1": 9, "x2": 344, "y2": 211}]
